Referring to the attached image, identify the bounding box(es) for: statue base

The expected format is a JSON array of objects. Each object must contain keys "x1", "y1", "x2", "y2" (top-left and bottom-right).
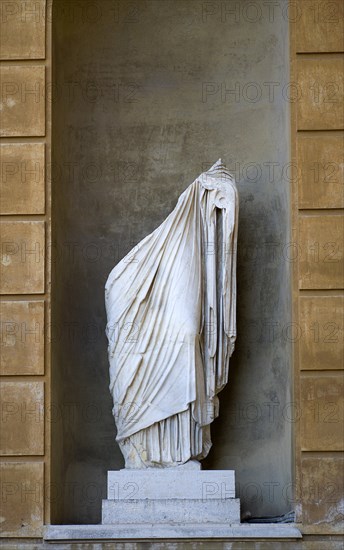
[{"x1": 101, "y1": 466, "x2": 240, "y2": 528}]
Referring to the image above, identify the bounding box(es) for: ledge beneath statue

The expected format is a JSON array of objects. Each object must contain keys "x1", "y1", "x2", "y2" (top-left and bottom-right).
[{"x1": 44, "y1": 523, "x2": 302, "y2": 540}]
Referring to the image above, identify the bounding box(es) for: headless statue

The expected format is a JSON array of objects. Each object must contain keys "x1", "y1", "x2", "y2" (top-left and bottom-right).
[{"x1": 105, "y1": 159, "x2": 238, "y2": 468}]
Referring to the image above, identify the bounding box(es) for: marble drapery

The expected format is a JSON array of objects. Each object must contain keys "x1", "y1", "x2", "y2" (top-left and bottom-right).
[{"x1": 105, "y1": 159, "x2": 238, "y2": 468}]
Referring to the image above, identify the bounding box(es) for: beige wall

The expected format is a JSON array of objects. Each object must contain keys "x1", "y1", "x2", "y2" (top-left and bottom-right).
[{"x1": 0, "y1": 0, "x2": 343, "y2": 545}]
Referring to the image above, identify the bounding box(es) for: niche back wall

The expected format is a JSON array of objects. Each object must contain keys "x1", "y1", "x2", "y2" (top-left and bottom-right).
[{"x1": 52, "y1": 0, "x2": 291, "y2": 523}]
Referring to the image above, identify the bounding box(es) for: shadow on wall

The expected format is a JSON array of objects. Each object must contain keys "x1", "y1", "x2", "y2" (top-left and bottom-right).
[{"x1": 52, "y1": 0, "x2": 291, "y2": 523}]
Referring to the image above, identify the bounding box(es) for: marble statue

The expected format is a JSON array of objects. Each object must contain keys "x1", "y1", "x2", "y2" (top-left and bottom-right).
[{"x1": 105, "y1": 159, "x2": 239, "y2": 469}]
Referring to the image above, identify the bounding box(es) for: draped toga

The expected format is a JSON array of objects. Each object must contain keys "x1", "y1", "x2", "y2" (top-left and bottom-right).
[{"x1": 105, "y1": 159, "x2": 238, "y2": 468}]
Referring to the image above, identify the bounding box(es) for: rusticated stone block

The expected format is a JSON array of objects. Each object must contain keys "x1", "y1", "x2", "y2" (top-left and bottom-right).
[
  {"x1": 0, "y1": 381, "x2": 44, "y2": 455},
  {"x1": 0, "y1": 461, "x2": 44, "y2": 537},
  {"x1": 0, "y1": 300, "x2": 44, "y2": 375},
  {"x1": 0, "y1": 0, "x2": 46, "y2": 60},
  {"x1": 297, "y1": 57, "x2": 344, "y2": 130},
  {"x1": 298, "y1": 214, "x2": 344, "y2": 289},
  {"x1": 301, "y1": 456, "x2": 344, "y2": 530},
  {"x1": 297, "y1": 134, "x2": 344, "y2": 209},
  {"x1": 0, "y1": 66, "x2": 45, "y2": 137},
  {"x1": 296, "y1": 0, "x2": 344, "y2": 53},
  {"x1": 299, "y1": 296, "x2": 343, "y2": 370},
  {"x1": 301, "y1": 375, "x2": 344, "y2": 451},
  {"x1": 0, "y1": 142, "x2": 45, "y2": 214},
  {"x1": 0, "y1": 221, "x2": 45, "y2": 294}
]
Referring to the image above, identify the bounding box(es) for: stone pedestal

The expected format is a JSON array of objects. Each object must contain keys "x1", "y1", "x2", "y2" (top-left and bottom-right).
[{"x1": 101, "y1": 464, "x2": 240, "y2": 532}]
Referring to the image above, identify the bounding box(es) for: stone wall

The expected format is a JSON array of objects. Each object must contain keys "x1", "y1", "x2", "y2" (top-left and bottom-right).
[{"x1": 0, "y1": 0, "x2": 343, "y2": 543}]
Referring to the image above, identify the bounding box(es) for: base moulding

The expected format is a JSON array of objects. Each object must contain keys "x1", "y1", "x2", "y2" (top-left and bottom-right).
[{"x1": 44, "y1": 523, "x2": 302, "y2": 541}]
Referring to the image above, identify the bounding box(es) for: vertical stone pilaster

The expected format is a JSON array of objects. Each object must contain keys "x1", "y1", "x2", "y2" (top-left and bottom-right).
[
  {"x1": 0, "y1": 0, "x2": 51, "y2": 538},
  {"x1": 291, "y1": 0, "x2": 344, "y2": 534}
]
